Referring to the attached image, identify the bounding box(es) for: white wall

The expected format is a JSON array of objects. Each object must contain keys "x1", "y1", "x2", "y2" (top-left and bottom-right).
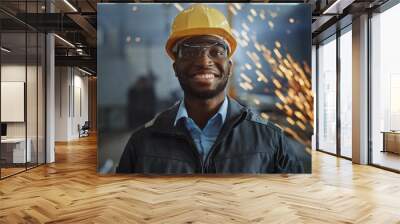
[
  {"x1": 71, "y1": 72, "x2": 89, "y2": 138},
  {"x1": 1, "y1": 66, "x2": 26, "y2": 138},
  {"x1": 55, "y1": 67, "x2": 69, "y2": 141},
  {"x1": 55, "y1": 67, "x2": 89, "y2": 141},
  {"x1": 1, "y1": 63, "x2": 46, "y2": 164},
  {"x1": 1, "y1": 65, "x2": 38, "y2": 138}
]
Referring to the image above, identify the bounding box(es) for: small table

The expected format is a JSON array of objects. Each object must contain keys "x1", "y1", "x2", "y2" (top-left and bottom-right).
[
  {"x1": 1, "y1": 138, "x2": 31, "y2": 163},
  {"x1": 381, "y1": 131, "x2": 400, "y2": 154}
]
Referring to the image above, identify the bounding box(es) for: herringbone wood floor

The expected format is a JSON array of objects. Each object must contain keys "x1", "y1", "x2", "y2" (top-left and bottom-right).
[{"x1": 1, "y1": 134, "x2": 400, "y2": 224}]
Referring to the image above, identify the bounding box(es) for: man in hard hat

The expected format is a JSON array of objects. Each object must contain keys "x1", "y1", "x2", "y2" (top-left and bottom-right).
[{"x1": 117, "y1": 4, "x2": 310, "y2": 174}]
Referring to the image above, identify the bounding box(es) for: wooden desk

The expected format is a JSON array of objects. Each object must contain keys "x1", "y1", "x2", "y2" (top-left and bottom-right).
[
  {"x1": 1, "y1": 138, "x2": 31, "y2": 163},
  {"x1": 382, "y1": 131, "x2": 400, "y2": 154}
]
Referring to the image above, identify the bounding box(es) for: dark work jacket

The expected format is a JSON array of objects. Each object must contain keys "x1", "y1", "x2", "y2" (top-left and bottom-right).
[{"x1": 116, "y1": 98, "x2": 310, "y2": 174}]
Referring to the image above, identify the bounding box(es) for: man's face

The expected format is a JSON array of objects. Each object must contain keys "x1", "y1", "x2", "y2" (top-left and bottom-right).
[{"x1": 173, "y1": 35, "x2": 232, "y2": 99}]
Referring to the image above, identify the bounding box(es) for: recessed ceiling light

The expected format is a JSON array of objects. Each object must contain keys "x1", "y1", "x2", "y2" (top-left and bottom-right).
[
  {"x1": 54, "y1": 34, "x2": 75, "y2": 48},
  {"x1": 1, "y1": 47, "x2": 11, "y2": 53},
  {"x1": 78, "y1": 67, "x2": 92, "y2": 76},
  {"x1": 63, "y1": 0, "x2": 78, "y2": 12}
]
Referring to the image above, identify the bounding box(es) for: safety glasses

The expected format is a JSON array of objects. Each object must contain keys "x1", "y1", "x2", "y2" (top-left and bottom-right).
[{"x1": 176, "y1": 42, "x2": 229, "y2": 61}]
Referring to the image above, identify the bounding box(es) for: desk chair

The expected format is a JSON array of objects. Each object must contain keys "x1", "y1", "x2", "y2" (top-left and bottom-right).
[{"x1": 78, "y1": 121, "x2": 90, "y2": 138}]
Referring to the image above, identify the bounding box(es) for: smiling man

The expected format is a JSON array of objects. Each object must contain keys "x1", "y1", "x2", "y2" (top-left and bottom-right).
[{"x1": 116, "y1": 4, "x2": 309, "y2": 174}]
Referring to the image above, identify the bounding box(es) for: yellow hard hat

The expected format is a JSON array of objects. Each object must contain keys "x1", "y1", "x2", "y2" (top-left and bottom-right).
[{"x1": 165, "y1": 4, "x2": 237, "y2": 60}]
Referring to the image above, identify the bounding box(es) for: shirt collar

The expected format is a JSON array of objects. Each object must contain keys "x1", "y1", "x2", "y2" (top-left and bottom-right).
[{"x1": 174, "y1": 96, "x2": 228, "y2": 127}]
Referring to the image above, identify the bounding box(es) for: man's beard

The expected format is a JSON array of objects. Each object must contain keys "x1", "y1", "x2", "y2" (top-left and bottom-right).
[{"x1": 177, "y1": 74, "x2": 229, "y2": 99}]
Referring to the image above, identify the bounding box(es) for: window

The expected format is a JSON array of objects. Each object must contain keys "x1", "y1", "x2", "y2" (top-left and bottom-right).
[
  {"x1": 317, "y1": 36, "x2": 337, "y2": 154},
  {"x1": 370, "y1": 3, "x2": 400, "y2": 171},
  {"x1": 339, "y1": 28, "x2": 352, "y2": 158}
]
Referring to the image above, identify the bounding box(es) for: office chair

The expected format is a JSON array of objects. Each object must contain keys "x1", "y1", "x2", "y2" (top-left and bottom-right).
[{"x1": 79, "y1": 121, "x2": 90, "y2": 138}]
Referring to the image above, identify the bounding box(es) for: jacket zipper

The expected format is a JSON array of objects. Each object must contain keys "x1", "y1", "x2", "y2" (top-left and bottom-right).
[
  {"x1": 157, "y1": 109, "x2": 248, "y2": 173},
  {"x1": 174, "y1": 134, "x2": 205, "y2": 173},
  {"x1": 203, "y1": 110, "x2": 248, "y2": 173},
  {"x1": 184, "y1": 136, "x2": 205, "y2": 173}
]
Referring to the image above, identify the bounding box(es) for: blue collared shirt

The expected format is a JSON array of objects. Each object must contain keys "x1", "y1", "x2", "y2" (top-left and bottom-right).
[{"x1": 174, "y1": 97, "x2": 228, "y2": 161}]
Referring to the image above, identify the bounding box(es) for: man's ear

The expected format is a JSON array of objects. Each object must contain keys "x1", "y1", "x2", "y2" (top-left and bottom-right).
[{"x1": 228, "y1": 59, "x2": 233, "y2": 76}]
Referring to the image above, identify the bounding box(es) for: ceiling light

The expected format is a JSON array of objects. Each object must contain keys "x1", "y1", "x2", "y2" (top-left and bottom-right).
[
  {"x1": 78, "y1": 67, "x2": 92, "y2": 76},
  {"x1": 54, "y1": 34, "x2": 75, "y2": 48},
  {"x1": 322, "y1": 0, "x2": 354, "y2": 15},
  {"x1": 63, "y1": 0, "x2": 78, "y2": 12},
  {"x1": 323, "y1": 0, "x2": 340, "y2": 14},
  {"x1": 1, "y1": 47, "x2": 11, "y2": 53}
]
